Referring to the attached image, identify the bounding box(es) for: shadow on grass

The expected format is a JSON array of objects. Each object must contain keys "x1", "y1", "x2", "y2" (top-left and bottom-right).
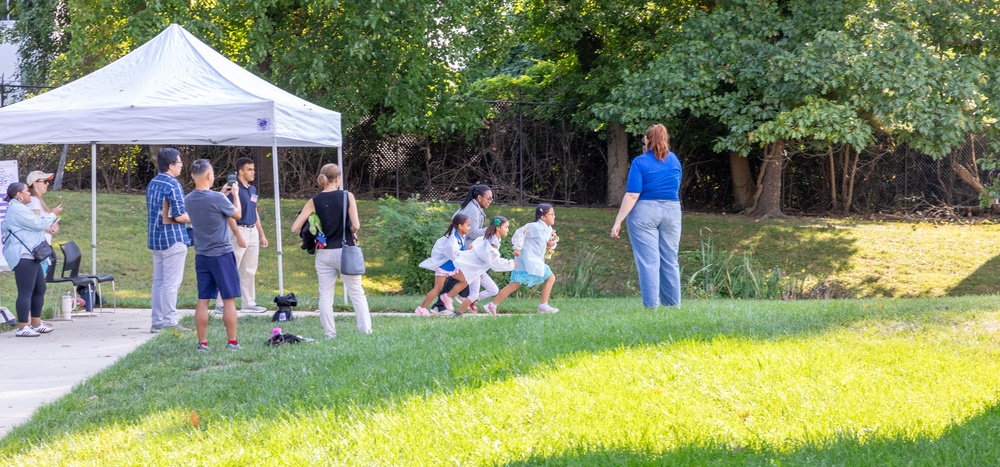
[
  {"x1": 0, "y1": 295, "x2": 994, "y2": 456},
  {"x1": 502, "y1": 399, "x2": 1000, "y2": 465},
  {"x1": 948, "y1": 254, "x2": 1000, "y2": 296}
]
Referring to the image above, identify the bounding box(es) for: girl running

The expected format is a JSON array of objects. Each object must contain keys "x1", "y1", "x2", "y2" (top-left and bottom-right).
[
  {"x1": 445, "y1": 216, "x2": 516, "y2": 315},
  {"x1": 414, "y1": 214, "x2": 471, "y2": 316},
  {"x1": 486, "y1": 204, "x2": 559, "y2": 314}
]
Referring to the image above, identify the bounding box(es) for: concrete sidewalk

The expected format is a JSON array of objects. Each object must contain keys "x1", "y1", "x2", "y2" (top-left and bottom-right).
[{"x1": 0, "y1": 308, "x2": 162, "y2": 437}]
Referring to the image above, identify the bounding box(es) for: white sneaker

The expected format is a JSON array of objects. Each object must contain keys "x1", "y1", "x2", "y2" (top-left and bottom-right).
[
  {"x1": 414, "y1": 306, "x2": 431, "y2": 316},
  {"x1": 242, "y1": 305, "x2": 268, "y2": 313},
  {"x1": 538, "y1": 304, "x2": 559, "y2": 313},
  {"x1": 30, "y1": 324, "x2": 54, "y2": 333},
  {"x1": 429, "y1": 307, "x2": 454, "y2": 317},
  {"x1": 16, "y1": 327, "x2": 40, "y2": 337},
  {"x1": 485, "y1": 302, "x2": 497, "y2": 316}
]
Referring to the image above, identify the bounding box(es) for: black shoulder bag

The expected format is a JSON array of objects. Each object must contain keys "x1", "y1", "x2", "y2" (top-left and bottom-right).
[{"x1": 7, "y1": 230, "x2": 54, "y2": 262}]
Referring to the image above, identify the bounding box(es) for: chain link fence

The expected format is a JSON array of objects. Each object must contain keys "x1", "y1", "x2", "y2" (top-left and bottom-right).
[{"x1": 3, "y1": 82, "x2": 999, "y2": 216}]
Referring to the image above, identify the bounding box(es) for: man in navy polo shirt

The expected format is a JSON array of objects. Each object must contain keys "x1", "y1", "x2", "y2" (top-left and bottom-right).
[{"x1": 216, "y1": 157, "x2": 270, "y2": 313}]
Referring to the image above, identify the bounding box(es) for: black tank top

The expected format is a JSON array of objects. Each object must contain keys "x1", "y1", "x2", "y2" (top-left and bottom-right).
[{"x1": 312, "y1": 190, "x2": 355, "y2": 248}]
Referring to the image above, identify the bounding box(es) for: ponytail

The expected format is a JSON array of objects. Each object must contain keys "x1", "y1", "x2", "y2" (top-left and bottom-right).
[
  {"x1": 460, "y1": 184, "x2": 492, "y2": 209},
  {"x1": 445, "y1": 213, "x2": 470, "y2": 237},
  {"x1": 483, "y1": 215, "x2": 508, "y2": 239},
  {"x1": 534, "y1": 203, "x2": 554, "y2": 221}
]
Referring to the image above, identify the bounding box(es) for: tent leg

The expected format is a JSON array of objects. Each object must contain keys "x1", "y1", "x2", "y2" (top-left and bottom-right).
[
  {"x1": 91, "y1": 143, "x2": 98, "y2": 275},
  {"x1": 272, "y1": 140, "x2": 284, "y2": 296}
]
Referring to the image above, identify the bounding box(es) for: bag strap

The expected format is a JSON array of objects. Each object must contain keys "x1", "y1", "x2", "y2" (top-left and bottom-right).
[
  {"x1": 342, "y1": 190, "x2": 349, "y2": 245},
  {"x1": 6, "y1": 230, "x2": 33, "y2": 251}
]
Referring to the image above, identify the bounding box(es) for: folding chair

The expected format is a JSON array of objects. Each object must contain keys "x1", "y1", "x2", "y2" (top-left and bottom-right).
[
  {"x1": 58, "y1": 241, "x2": 117, "y2": 313},
  {"x1": 46, "y1": 244, "x2": 95, "y2": 316}
]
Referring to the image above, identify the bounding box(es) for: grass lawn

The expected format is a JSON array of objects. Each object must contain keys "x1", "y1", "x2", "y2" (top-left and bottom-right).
[
  {"x1": 3, "y1": 191, "x2": 1000, "y2": 312},
  {"x1": 2, "y1": 296, "x2": 1000, "y2": 464}
]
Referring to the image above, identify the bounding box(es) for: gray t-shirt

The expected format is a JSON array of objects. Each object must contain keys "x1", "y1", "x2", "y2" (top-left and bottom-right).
[{"x1": 185, "y1": 189, "x2": 236, "y2": 256}]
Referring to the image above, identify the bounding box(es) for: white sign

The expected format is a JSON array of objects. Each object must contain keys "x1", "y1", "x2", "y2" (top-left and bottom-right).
[{"x1": 0, "y1": 159, "x2": 20, "y2": 272}]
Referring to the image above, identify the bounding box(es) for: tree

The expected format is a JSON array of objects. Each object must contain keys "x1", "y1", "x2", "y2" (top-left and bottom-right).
[
  {"x1": 601, "y1": 0, "x2": 998, "y2": 217},
  {"x1": 26, "y1": 0, "x2": 509, "y2": 135},
  {"x1": 2, "y1": 0, "x2": 70, "y2": 86},
  {"x1": 472, "y1": 0, "x2": 703, "y2": 205}
]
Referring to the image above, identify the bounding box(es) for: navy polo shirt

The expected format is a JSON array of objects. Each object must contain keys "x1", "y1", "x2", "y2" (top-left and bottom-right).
[{"x1": 229, "y1": 181, "x2": 258, "y2": 227}]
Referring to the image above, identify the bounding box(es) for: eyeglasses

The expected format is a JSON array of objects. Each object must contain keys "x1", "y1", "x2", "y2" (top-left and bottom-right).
[{"x1": 484, "y1": 196, "x2": 494, "y2": 202}]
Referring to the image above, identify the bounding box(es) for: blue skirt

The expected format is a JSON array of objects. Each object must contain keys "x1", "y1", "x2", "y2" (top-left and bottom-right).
[{"x1": 510, "y1": 264, "x2": 552, "y2": 287}]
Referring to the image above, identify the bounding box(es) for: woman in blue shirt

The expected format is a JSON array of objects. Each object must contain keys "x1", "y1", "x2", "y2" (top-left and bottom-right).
[
  {"x1": 610, "y1": 124, "x2": 683, "y2": 308},
  {"x1": 2, "y1": 182, "x2": 59, "y2": 336}
]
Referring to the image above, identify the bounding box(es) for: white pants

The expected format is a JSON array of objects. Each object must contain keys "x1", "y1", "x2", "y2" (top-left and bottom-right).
[
  {"x1": 468, "y1": 273, "x2": 498, "y2": 302},
  {"x1": 315, "y1": 248, "x2": 371, "y2": 338},
  {"x1": 151, "y1": 242, "x2": 187, "y2": 328},
  {"x1": 217, "y1": 226, "x2": 261, "y2": 308}
]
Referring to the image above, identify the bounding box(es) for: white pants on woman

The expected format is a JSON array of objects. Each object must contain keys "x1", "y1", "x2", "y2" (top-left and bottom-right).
[
  {"x1": 467, "y1": 273, "x2": 498, "y2": 302},
  {"x1": 315, "y1": 248, "x2": 372, "y2": 338}
]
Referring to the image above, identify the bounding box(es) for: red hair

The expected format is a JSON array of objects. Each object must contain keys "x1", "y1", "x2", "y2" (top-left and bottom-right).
[{"x1": 645, "y1": 124, "x2": 670, "y2": 162}]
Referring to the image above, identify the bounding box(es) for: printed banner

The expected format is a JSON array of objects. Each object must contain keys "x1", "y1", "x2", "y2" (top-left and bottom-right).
[{"x1": 0, "y1": 160, "x2": 21, "y2": 273}]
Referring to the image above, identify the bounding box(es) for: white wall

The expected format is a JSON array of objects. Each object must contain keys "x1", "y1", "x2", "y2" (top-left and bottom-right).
[{"x1": 0, "y1": 20, "x2": 19, "y2": 84}]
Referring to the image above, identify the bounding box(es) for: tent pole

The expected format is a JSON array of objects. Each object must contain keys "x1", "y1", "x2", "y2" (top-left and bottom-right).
[
  {"x1": 338, "y1": 146, "x2": 343, "y2": 189},
  {"x1": 338, "y1": 146, "x2": 349, "y2": 305},
  {"x1": 91, "y1": 143, "x2": 98, "y2": 275},
  {"x1": 271, "y1": 140, "x2": 284, "y2": 295}
]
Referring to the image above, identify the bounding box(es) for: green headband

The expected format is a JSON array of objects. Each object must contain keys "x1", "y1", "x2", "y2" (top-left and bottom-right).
[{"x1": 493, "y1": 218, "x2": 501, "y2": 226}]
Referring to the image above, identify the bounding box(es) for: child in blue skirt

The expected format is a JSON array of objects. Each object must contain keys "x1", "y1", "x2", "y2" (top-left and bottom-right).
[{"x1": 485, "y1": 204, "x2": 560, "y2": 314}]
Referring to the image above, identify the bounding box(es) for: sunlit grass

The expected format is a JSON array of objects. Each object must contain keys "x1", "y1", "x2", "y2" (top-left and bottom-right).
[{"x1": 3, "y1": 296, "x2": 1000, "y2": 464}]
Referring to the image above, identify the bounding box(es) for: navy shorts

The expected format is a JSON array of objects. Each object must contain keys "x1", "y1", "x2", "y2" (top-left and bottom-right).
[{"x1": 195, "y1": 252, "x2": 241, "y2": 300}]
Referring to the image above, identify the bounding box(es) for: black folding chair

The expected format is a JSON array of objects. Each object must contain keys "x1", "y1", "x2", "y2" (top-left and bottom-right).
[
  {"x1": 46, "y1": 245, "x2": 94, "y2": 315},
  {"x1": 59, "y1": 241, "x2": 117, "y2": 313}
]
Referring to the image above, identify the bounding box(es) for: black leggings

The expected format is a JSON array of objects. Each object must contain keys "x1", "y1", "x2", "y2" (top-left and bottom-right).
[
  {"x1": 432, "y1": 277, "x2": 469, "y2": 309},
  {"x1": 14, "y1": 258, "x2": 46, "y2": 323}
]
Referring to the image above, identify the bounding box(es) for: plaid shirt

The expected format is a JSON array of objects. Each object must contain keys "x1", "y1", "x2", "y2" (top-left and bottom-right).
[{"x1": 146, "y1": 172, "x2": 190, "y2": 250}]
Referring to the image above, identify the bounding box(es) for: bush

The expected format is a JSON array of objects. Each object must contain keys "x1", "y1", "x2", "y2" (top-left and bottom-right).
[
  {"x1": 682, "y1": 228, "x2": 783, "y2": 299},
  {"x1": 553, "y1": 244, "x2": 608, "y2": 298},
  {"x1": 372, "y1": 196, "x2": 455, "y2": 294}
]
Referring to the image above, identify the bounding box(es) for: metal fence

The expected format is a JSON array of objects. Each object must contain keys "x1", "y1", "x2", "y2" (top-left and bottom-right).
[{"x1": 3, "y1": 80, "x2": 999, "y2": 216}]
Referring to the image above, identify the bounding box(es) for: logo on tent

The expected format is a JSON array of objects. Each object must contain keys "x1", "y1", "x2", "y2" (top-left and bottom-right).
[{"x1": 257, "y1": 118, "x2": 271, "y2": 131}]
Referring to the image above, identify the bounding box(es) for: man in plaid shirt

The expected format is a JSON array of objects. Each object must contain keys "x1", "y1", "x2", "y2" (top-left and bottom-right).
[{"x1": 147, "y1": 148, "x2": 192, "y2": 333}]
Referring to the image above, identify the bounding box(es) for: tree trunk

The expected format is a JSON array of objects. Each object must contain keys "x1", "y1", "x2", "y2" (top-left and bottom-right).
[
  {"x1": 748, "y1": 140, "x2": 787, "y2": 218},
  {"x1": 606, "y1": 121, "x2": 630, "y2": 205},
  {"x1": 843, "y1": 146, "x2": 860, "y2": 215},
  {"x1": 53, "y1": 144, "x2": 69, "y2": 191},
  {"x1": 950, "y1": 135, "x2": 985, "y2": 194},
  {"x1": 729, "y1": 152, "x2": 755, "y2": 210},
  {"x1": 828, "y1": 145, "x2": 837, "y2": 211}
]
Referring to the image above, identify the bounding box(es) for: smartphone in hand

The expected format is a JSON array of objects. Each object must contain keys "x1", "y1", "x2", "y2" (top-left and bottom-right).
[{"x1": 227, "y1": 172, "x2": 238, "y2": 186}]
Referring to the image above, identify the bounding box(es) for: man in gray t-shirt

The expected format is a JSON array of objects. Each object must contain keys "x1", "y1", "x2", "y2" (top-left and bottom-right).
[{"x1": 185, "y1": 159, "x2": 243, "y2": 351}]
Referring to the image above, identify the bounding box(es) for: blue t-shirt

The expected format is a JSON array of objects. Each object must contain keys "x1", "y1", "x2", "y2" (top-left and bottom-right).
[{"x1": 625, "y1": 151, "x2": 682, "y2": 201}]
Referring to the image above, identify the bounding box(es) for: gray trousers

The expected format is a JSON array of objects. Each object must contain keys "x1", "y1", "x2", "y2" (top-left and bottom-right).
[{"x1": 151, "y1": 241, "x2": 188, "y2": 328}]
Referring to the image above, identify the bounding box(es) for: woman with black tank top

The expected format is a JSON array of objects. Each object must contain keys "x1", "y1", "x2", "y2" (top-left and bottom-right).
[{"x1": 291, "y1": 164, "x2": 372, "y2": 338}]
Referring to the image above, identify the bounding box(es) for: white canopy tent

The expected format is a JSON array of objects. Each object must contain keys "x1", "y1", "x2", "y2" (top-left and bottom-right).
[{"x1": 0, "y1": 23, "x2": 344, "y2": 294}]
